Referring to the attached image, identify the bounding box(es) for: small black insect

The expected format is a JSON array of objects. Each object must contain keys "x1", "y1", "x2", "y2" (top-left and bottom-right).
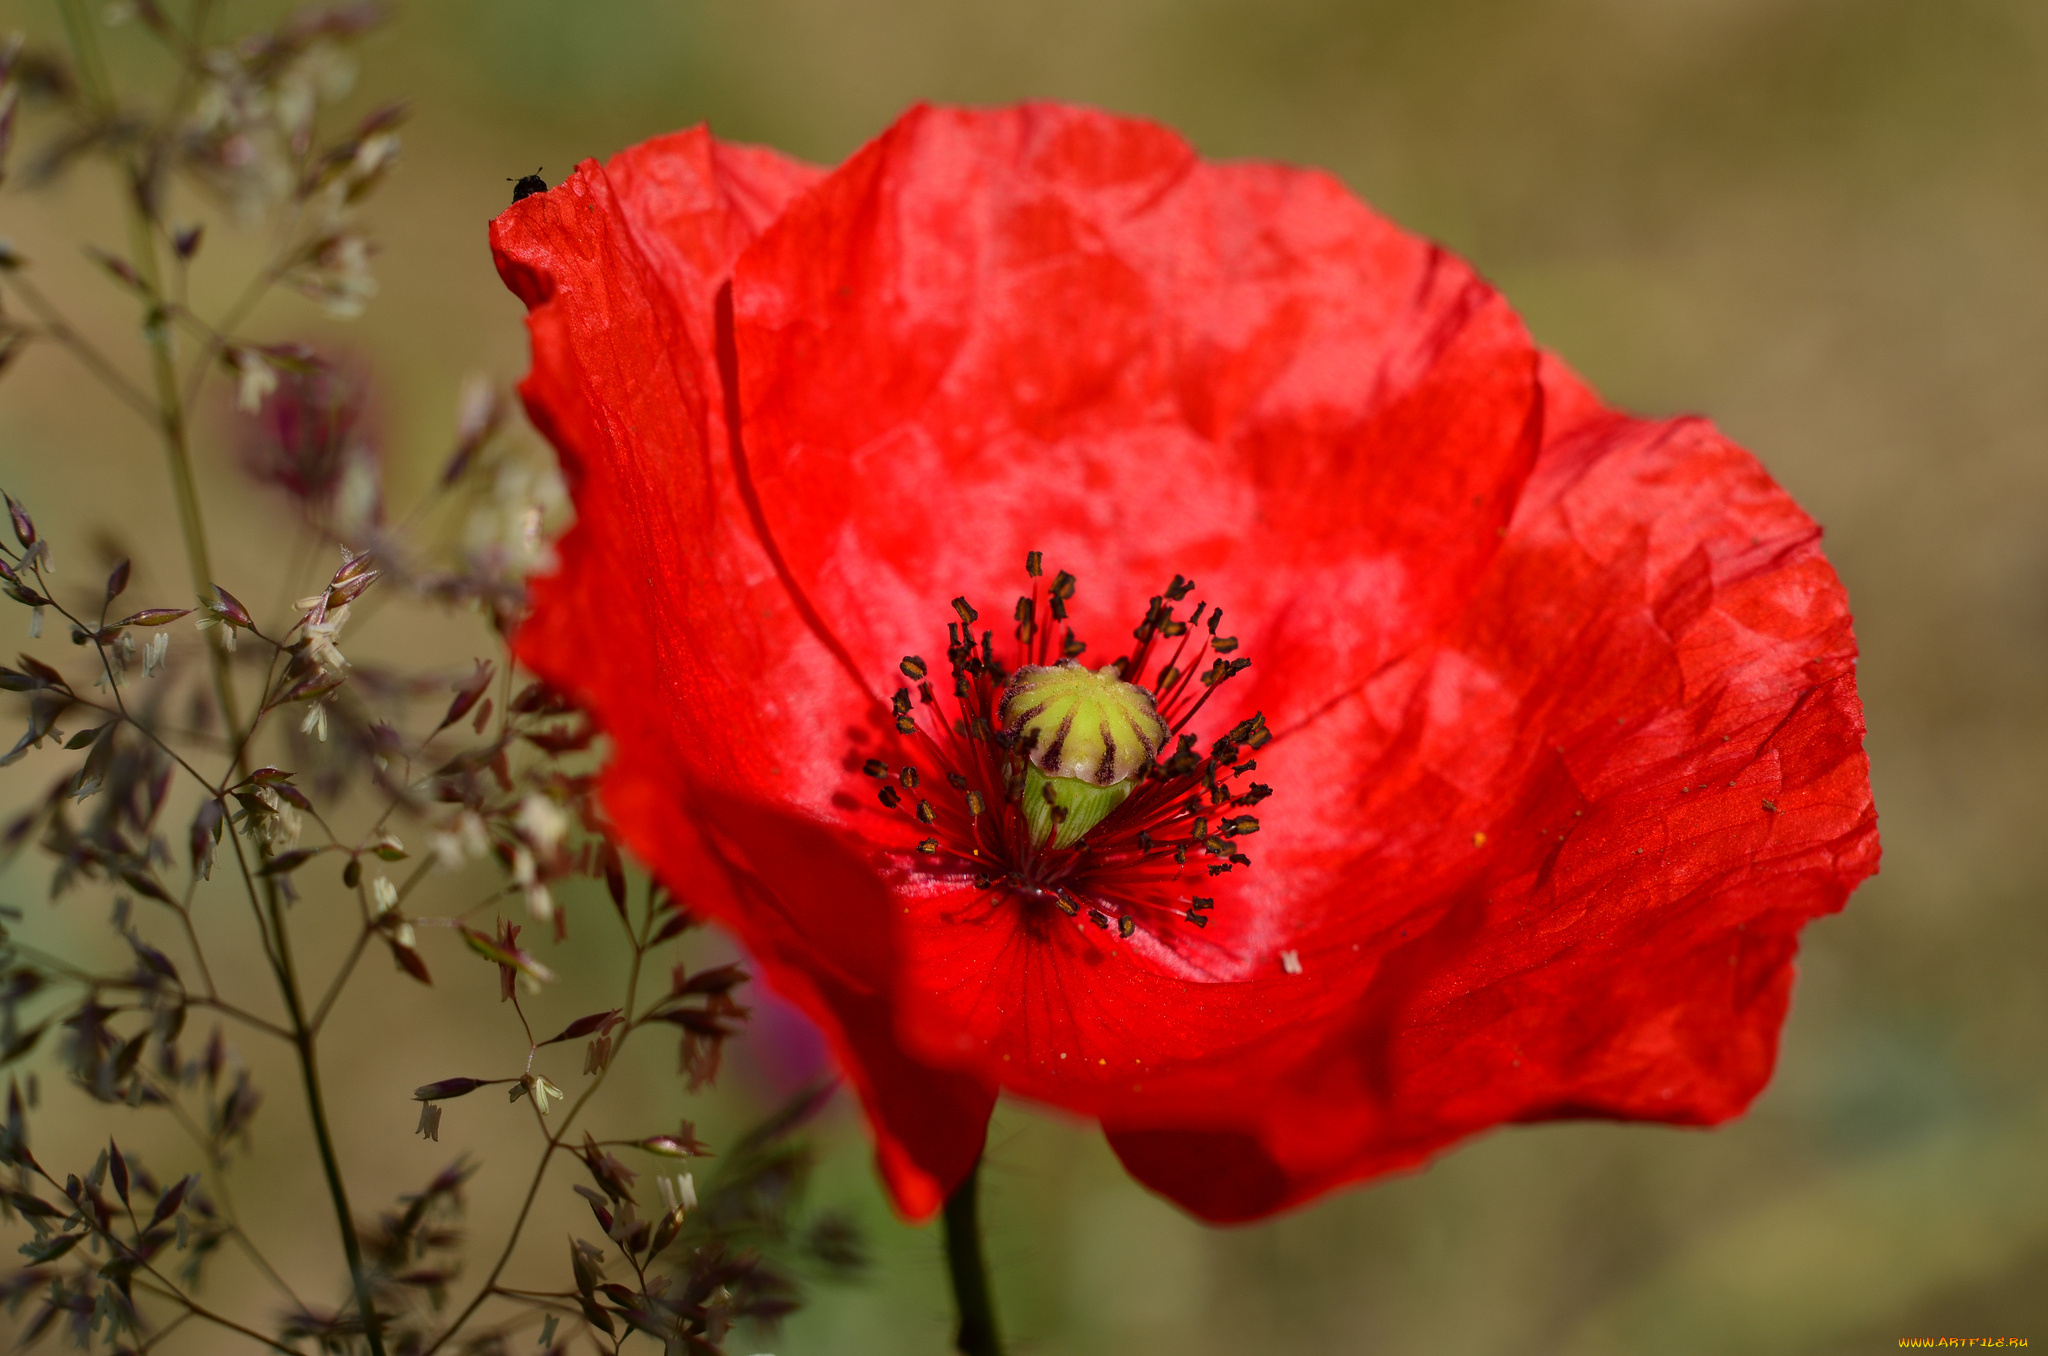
[{"x1": 508, "y1": 168, "x2": 547, "y2": 204}]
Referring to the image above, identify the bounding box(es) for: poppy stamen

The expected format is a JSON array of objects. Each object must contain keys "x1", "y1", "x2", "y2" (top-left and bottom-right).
[{"x1": 851, "y1": 554, "x2": 1270, "y2": 942}]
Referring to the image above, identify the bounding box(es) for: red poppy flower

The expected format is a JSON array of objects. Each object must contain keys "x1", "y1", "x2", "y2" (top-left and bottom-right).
[{"x1": 490, "y1": 103, "x2": 1878, "y2": 1224}]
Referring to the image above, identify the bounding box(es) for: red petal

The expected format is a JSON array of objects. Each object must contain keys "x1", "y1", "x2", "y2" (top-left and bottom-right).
[
  {"x1": 730, "y1": 105, "x2": 1540, "y2": 713},
  {"x1": 1103, "y1": 359, "x2": 1878, "y2": 1219},
  {"x1": 493, "y1": 129, "x2": 993, "y2": 1218},
  {"x1": 497, "y1": 105, "x2": 1877, "y2": 1222}
]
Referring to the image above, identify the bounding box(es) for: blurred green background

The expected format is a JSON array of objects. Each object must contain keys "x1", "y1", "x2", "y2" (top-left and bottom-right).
[{"x1": 3, "y1": 0, "x2": 2045, "y2": 1352}]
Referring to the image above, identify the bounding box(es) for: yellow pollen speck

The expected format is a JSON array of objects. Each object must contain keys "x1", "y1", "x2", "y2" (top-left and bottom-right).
[
  {"x1": 1099, "y1": 1058, "x2": 1107, "y2": 1065},
  {"x1": 1473, "y1": 831, "x2": 1487, "y2": 846}
]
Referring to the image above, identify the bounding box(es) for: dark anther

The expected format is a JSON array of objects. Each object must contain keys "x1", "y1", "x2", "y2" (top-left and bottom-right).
[
  {"x1": 1062, "y1": 628, "x2": 1086, "y2": 658},
  {"x1": 1240, "y1": 783, "x2": 1272, "y2": 805},
  {"x1": 965, "y1": 790, "x2": 985, "y2": 816},
  {"x1": 1201, "y1": 656, "x2": 1251, "y2": 686},
  {"x1": 1050, "y1": 594, "x2": 1067, "y2": 622},
  {"x1": 1154, "y1": 664, "x2": 1180, "y2": 693},
  {"x1": 1161, "y1": 619, "x2": 1188, "y2": 637},
  {"x1": 900, "y1": 766, "x2": 920, "y2": 789},
  {"x1": 952, "y1": 597, "x2": 979, "y2": 626},
  {"x1": 1208, "y1": 863, "x2": 1233, "y2": 876},
  {"x1": 917, "y1": 800, "x2": 937, "y2": 824},
  {"x1": 1118, "y1": 916, "x2": 1136, "y2": 939},
  {"x1": 1173, "y1": 844, "x2": 1188, "y2": 865},
  {"x1": 1166, "y1": 574, "x2": 1195, "y2": 601},
  {"x1": 1226, "y1": 816, "x2": 1260, "y2": 835},
  {"x1": 1224, "y1": 715, "x2": 1267, "y2": 745},
  {"x1": 1108, "y1": 655, "x2": 1130, "y2": 679},
  {"x1": 900, "y1": 655, "x2": 928, "y2": 680},
  {"x1": 878, "y1": 787, "x2": 901, "y2": 808},
  {"x1": 1185, "y1": 896, "x2": 1213, "y2": 928},
  {"x1": 1185, "y1": 911, "x2": 1210, "y2": 928},
  {"x1": 1041, "y1": 783, "x2": 1058, "y2": 806},
  {"x1": 1055, "y1": 894, "x2": 1079, "y2": 916},
  {"x1": 1191, "y1": 817, "x2": 1209, "y2": 840},
  {"x1": 1211, "y1": 635, "x2": 1240, "y2": 654},
  {"x1": 1207, "y1": 607, "x2": 1222, "y2": 634},
  {"x1": 1088, "y1": 909, "x2": 1110, "y2": 929},
  {"x1": 892, "y1": 689, "x2": 913, "y2": 717},
  {"x1": 947, "y1": 772, "x2": 969, "y2": 790},
  {"x1": 896, "y1": 715, "x2": 918, "y2": 734},
  {"x1": 1051, "y1": 571, "x2": 1077, "y2": 601},
  {"x1": 1026, "y1": 550, "x2": 1044, "y2": 578},
  {"x1": 1188, "y1": 602, "x2": 1207, "y2": 628},
  {"x1": 1204, "y1": 836, "x2": 1231, "y2": 855},
  {"x1": 862, "y1": 759, "x2": 888, "y2": 779},
  {"x1": 1136, "y1": 829, "x2": 1154, "y2": 852},
  {"x1": 918, "y1": 838, "x2": 939, "y2": 854},
  {"x1": 1230, "y1": 853, "x2": 1251, "y2": 866},
  {"x1": 919, "y1": 681, "x2": 935, "y2": 704}
]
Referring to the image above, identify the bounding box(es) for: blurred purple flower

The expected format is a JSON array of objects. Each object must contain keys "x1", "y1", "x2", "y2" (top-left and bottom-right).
[{"x1": 237, "y1": 346, "x2": 382, "y2": 529}]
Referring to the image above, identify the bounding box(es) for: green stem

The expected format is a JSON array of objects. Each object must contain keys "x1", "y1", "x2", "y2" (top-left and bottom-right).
[
  {"x1": 51, "y1": 7, "x2": 359, "y2": 1351},
  {"x1": 942, "y1": 1158, "x2": 1003, "y2": 1356},
  {"x1": 128, "y1": 205, "x2": 244, "y2": 742},
  {"x1": 59, "y1": 0, "x2": 243, "y2": 744},
  {"x1": 267, "y1": 882, "x2": 388, "y2": 1356}
]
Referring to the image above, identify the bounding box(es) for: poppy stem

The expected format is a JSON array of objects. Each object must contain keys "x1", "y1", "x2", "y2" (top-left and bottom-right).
[{"x1": 942, "y1": 1157, "x2": 1003, "y2": 1356}]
